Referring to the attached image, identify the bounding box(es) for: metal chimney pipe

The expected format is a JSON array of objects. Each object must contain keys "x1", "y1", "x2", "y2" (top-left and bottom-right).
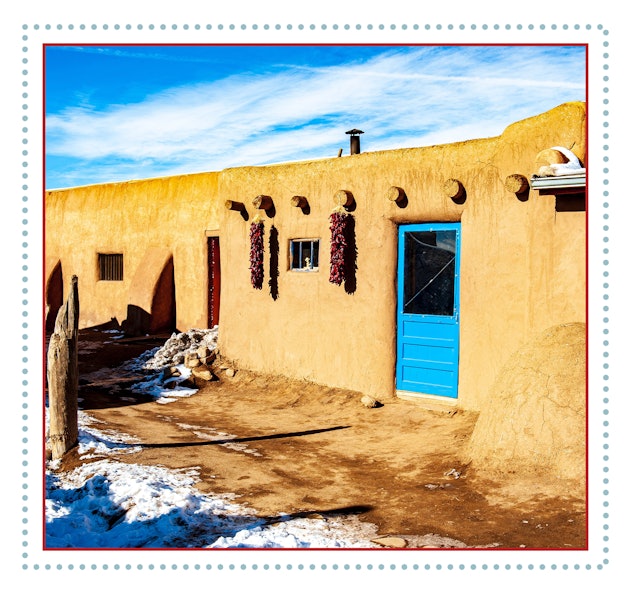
[{"x1": 346, "y1": 129, "x2": 364, "y2": 155}]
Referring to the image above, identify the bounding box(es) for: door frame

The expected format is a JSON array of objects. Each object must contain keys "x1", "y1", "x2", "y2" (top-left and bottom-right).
[
  {"x1": 396, "y1": 222, "x2": 461, "y2": 399},
  {"x1": 207, "y1": 235, "x2": 221, "y2": 328}
]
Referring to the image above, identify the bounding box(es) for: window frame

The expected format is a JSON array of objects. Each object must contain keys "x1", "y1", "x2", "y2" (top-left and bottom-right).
[
  {"x1": 97, "y1": 253, "x2": 124, "y2": 281},
  {"x1": 289, "y1": 238, "x2": 320, "y2": 272}
]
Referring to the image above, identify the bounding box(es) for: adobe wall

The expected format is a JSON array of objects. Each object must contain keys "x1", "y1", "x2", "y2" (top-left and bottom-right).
[
  {"x1": 45, "y1": 171, "x2": 220, "y2": 332},
  {"x1": 216, "y1": 102, "x2": 586, "y2": 411},
  {"x1": 45, "y1": 101, "x2": 586, "y2": 412}
]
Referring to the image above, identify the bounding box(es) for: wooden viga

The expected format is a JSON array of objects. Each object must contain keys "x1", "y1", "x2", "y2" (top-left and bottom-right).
[
  {"x1": 225, "y1": 199, "x2": 245, "y2": 211},
  {"x1": 290, "y1": 195, "x2": 308, "y2": 209},
  {"x1": 504, "y1": 174, "x2": 530, "y2": 195},
  {"x1": 253, "y1": 195, "x2": 273, "y2": 211},
  {"x1": 334, "y1": 189, "x2": 355, "y2": 209}
]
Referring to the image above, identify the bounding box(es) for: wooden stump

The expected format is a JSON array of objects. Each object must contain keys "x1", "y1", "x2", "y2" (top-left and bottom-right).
[{"x1": 47, "y1": 275, "x2": 79, "y2": 460}]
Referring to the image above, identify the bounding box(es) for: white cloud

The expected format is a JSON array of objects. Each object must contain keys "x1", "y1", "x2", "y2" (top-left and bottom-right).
[{"x1": 46, "y1": 46, "x2": 585, "y2": 188}]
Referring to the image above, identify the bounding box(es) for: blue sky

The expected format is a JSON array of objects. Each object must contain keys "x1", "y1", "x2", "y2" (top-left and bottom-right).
[{"x1": 45, "y1": 45, "x2": 586, "y2": 190}]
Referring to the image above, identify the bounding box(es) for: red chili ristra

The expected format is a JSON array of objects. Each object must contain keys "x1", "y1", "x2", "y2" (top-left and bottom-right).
[
  {"x1": 249, "y1": 221, "x2": 264, "y2": 289},
  {"x1": 329, "y1": 211, "x2": 348, "y2": 285}
]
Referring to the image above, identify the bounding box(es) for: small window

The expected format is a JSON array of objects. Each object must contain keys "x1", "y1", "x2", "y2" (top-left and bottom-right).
[
  {"x1": 290, "y1": 239, "x2": 319, "y2": 271},
  {"x1": 98, "y1": 253, "x2": 124, "y2": 281}
]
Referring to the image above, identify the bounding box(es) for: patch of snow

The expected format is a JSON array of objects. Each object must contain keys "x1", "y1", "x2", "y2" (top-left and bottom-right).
[
  {"x1": 131, "y1": 363, "x2": 197, "y2": 401},
  {"x1": 174, "y1": 422, "x2": 263, "y2": 457},
  {"x1": 208, "y1": 514, "x2": 379, "y2": 549},
  {"x1": 76, "y1": 411, "x2": 142, "y2": 458},
  {"x1": 45, "y1": 455, "x2": 380, "y2": 548},
  {"x1": 46, "y1": 460, "x2": 254, "y2": 548}
]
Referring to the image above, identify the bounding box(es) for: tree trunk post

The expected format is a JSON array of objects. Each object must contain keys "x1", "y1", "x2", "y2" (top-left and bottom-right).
[{"x1": 47, "y1": 275, "x2": 80, "y2": 460}]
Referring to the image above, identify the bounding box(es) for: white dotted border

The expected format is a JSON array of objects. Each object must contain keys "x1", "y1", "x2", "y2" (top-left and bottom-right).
[
  {"x1": 22, "y1": 22, "x2": 608, "y2": 30},
  {"x1": 19, "y1": 22, "x2": 610, "y2": 573}
]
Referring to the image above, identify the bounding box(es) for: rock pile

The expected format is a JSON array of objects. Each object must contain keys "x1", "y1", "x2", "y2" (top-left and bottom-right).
[
  {"x1": 137, "y1": 328, "x2": 222, "y2": 392},
  {"x1": 144, "y1": 328, "x2": 219, "y2": 370}
]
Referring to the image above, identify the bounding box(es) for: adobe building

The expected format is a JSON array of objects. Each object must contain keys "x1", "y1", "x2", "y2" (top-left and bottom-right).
[{"x1": 45, "y1": 101, "x2": 587, "y2": 422}]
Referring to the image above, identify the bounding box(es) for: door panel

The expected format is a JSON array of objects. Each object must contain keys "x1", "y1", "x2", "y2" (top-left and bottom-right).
[
  {"x1": 397, "y1": 223, "x2": 461, "y2": 398},
  {"x1": 207, "y1": 237, "x2": 221, "y2": 328}
]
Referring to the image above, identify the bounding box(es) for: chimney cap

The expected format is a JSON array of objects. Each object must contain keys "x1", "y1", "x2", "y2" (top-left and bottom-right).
[{"x1": 345, "y1": 128, "x2": 364, "y2": 136}]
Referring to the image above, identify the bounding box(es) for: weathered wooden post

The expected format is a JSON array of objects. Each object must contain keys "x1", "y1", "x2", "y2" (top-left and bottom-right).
[{"x1": 47, "y1": 275, "x2": 79, "y2": 460}]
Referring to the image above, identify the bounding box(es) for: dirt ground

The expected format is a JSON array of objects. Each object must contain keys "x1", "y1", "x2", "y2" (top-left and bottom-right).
[{"x1": 53, "y1": 329, "x2": 587, "y2": 550}]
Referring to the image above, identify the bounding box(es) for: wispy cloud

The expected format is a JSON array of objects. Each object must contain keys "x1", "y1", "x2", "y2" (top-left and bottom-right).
[{"x1": 45, "y1": 46, "x2": 585, "y2": 189}]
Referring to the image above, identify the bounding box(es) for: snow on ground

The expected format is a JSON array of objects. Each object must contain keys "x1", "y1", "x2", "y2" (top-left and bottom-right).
[
  {"x1": 75, "y1": 411, "x2": 143, "y2": 458},
  {"x1": 172, "y1": 421, "x2": 263, "y2": 457},
  {"x1": 130, "y1": 363, "x2": 198, "y2": 404},
  {"x1": 45, "y1": 456, "x2": 380, "y2": 549},
  {"x1": 45, "y1": 328, "x2": 382, "y2": 549}
]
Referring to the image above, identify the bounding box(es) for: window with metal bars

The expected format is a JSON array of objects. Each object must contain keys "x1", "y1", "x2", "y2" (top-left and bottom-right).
[
  {"x1": 289, "y1": 239, "x2": 319, "y2": 272},
  {"x1": 98, "y1": 253, "x2": 124, "y2": 281}
]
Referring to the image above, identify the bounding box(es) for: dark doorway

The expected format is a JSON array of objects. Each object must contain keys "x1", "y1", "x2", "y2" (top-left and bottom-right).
[
  {"x1": 207, "y1": 237, "x2": 221, "y2": 328},
  {"x1": 46, "y1": 261, "x2": 63, "y2": 333}
]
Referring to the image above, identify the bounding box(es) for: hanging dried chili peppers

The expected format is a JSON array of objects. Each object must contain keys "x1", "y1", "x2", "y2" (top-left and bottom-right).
[
  {"x1": 329, "y1": 208, "x2": 349, "y2": 285},
  {"x1": 249, "y1": 219, "x2": 264, "y2": 289}
]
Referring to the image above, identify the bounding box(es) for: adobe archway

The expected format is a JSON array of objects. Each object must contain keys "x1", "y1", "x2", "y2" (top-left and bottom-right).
[
  {"x1": 45, "y1": 260, "x2": 63, "y2": 333},
  {"x1": 123, "y1": 248, "x2": 176, "y2": 337}
]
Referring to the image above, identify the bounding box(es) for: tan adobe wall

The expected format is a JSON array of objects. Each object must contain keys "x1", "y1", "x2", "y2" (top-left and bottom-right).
[
  {"x1": 45, "y1": 171, "x2": 220, "y2": 332},
  {"x1": 216, "y1": 102, "x2": 586, "y2": 411}
]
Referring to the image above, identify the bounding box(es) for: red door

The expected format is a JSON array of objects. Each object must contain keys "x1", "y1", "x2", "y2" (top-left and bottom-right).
[{"x1": 207, "y1": 237, "x2": 221, "y2": 328}]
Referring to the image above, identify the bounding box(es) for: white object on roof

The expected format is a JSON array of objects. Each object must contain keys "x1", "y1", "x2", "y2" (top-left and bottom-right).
[{"x1": 537, "y1": 146, "x2": 586, "y2": 177}]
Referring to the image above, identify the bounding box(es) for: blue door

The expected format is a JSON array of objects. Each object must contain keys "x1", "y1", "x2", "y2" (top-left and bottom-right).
[{"x1": 397, "y1": 223, "x2": 461, "y2": 398}]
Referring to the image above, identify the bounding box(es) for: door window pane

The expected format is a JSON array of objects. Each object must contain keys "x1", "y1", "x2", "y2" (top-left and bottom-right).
[{"x1": 403, "y1": 230, "x2": 456, "y2": 316}]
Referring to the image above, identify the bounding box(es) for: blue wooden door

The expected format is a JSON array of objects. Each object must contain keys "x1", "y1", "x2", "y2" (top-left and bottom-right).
[{"x1": 397, "y1": 223, "x2": 461, "y2": 398}]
